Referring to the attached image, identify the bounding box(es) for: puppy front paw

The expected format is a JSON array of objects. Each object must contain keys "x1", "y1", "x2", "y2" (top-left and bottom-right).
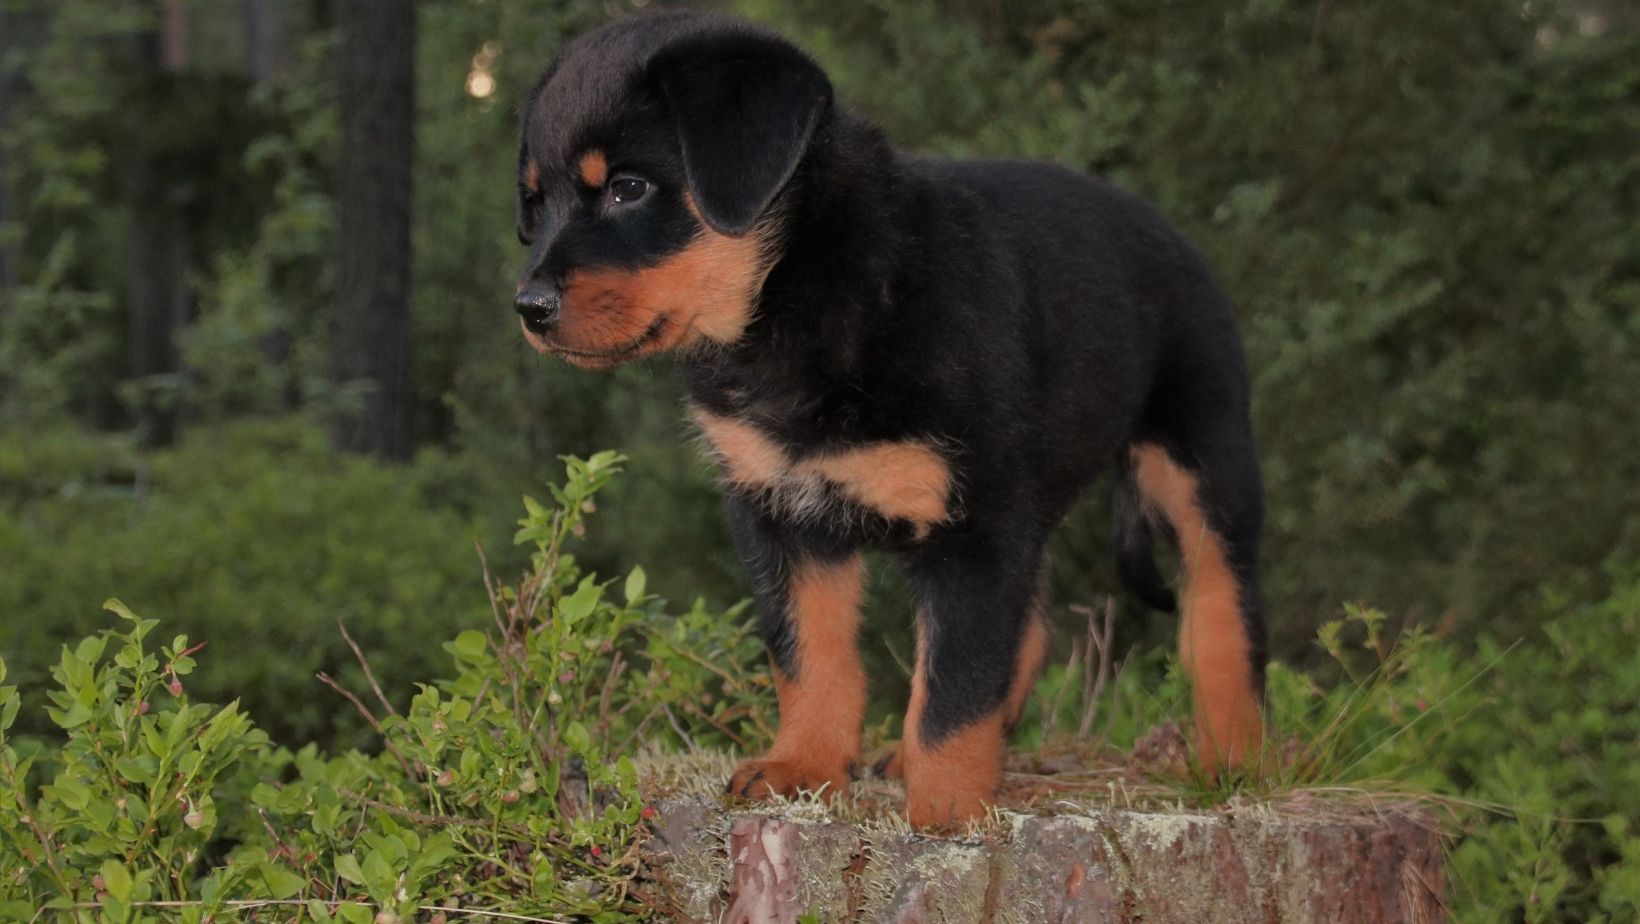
[{"x1": 727, "y1": 756, "x2": 851, "y2": 801}]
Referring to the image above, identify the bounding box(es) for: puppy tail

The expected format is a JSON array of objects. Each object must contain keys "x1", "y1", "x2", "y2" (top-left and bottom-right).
[{"x1": 1113, "y1": 447, "x2": 1177, "y2": 612}]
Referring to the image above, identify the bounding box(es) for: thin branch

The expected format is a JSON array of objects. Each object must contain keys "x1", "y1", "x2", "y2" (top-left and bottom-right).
[
  {"x1": 337, "y1": 620, "x2": 397, "y2": 718},
  {"x1": 661, "y1": 704, "x2": 699, "y2": 751},
  {"x1": 1043, "y1": 636, "x2": 1080, "y2": 739},
  {"x1": 335, "y1": 788, "x2": 531, "y2": 836},
  {"x1": 1072, "y1": 598, "x2": 1117, "y2": 740},
  {"x1": 315, "y1": 671, "x2": 414, "y2": 779}
]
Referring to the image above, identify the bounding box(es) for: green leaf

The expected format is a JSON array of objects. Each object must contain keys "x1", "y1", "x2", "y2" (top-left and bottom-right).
[
  {"x1": 115, "y1": 755, "x2": 157, "y2": 786},
  {"x1": 0, "y1": 687, "x2": 18, "y2": 732},
  {"x1": 362, "y1": 848, "x2": 397, "y2": 898},
  {"x1": 333, "y1": 853, "x2": 365, "y2": 885},
  {"x1": 255, "y1": 862, "x2": 307, "y2": 900},
  {"x1": 561, "y1": 580, "x2": 601, "y2": 624},
  {"x1": 101, "y1": 859, "x2": 133, "y2": 903},
  {"x1": 74, "y1": 635, "x2": 107, "y2": 667},
  {"x1": 104, "y1": 598, "x2": 140, "y2": 622},
  {"x1": 42, "y1": 778, "x2": 90, "y2": 811},
  {"x1": 563, "y1": 720, "x2": 592, "y2": 755},
  {"x1": 624, "y1": 566, "x2": 647, "y2": 604},
  {"x1": 447, "y1": 629, "x2": 490, "y2": 664}
]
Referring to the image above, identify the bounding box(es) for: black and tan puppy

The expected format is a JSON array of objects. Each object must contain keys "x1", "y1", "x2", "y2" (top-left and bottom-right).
[{"x1": 514, "y1": 10, "x2": 1267, "y2": 827}]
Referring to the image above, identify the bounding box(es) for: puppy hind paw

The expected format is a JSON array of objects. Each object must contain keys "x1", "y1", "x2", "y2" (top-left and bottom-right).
[{"x1": 868, "y1": 745, "x2": 903, "y2": 780}]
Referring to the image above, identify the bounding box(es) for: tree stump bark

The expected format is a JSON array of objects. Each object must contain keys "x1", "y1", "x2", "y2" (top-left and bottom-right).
[{"x1": 639, "y1": 758, "x2": 1446, "y2": 924}]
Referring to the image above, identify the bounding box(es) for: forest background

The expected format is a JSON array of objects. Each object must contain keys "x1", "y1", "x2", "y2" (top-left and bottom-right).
[{"x1": 0, "y1": 0, "x2": 1637, "y2": 919}]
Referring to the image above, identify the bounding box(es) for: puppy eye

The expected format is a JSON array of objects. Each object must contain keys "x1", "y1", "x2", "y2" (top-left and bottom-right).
[{"x1": 609, "y1": 177, "x2": 650, "y2": 204}]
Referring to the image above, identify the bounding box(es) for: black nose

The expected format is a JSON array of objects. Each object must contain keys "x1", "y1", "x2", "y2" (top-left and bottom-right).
[{"x1": 514, "y1": 286, "x2": 561, "y2": 333}]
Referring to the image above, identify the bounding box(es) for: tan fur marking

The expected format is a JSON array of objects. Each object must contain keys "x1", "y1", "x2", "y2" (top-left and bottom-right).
[
  {"x1": 523, "y1": 160, "x2": 540, "y2": 194},
  {"x1": 1004, "y1": 613, "x2": 1049, "y2": 730},
  {"x1": 729, "y1": 556, "x2": 866, "y2": 800},
  {"x1": 689, "y1": 409, "x2": 789, "y2": 490},
  {"x1": 802, "y1": 443, "x2": 952, "y2": 533},
  {"x1": 1131, "y1": 443, "x2": 1263, "y2": 773},
  {"x1": 901, "y1": 625, "x2": 1005, "y2": 827},
  {"x1": 576, "y1": 150, "x2": 607, "y2": 187},
  {"x1": 690, "y1": 407, "x2": 953, "y2": 532}
]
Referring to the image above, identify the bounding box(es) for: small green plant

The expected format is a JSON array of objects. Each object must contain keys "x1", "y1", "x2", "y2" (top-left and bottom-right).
[
  {"x1": 1023, "y1": 600, "x2": 1485, "y2": 801},
  {"x1": 0, "y1": 452, "x2": 773, "y2": 921},
  {"x1": 0, "y1": 605, "x2": 276, "y2": 921}
]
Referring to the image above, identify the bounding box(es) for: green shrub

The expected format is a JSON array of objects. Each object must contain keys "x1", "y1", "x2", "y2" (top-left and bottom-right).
[
  {"x1": 1019, "y1": 578, "x2": 1640, "y2": 922},
  {"x1": 0, "y1": 452, "x2": 770, "y2": 920}
]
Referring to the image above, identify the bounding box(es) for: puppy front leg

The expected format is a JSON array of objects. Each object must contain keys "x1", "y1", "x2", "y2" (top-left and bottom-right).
[{"x1": 724, "y1": 494, "x2": 866, "y2": 801}]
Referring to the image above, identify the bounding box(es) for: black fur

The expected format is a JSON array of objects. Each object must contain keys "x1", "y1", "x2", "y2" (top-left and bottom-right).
[{"x1": 516, "y1": 11, "x2": 1267, "y2": 759}]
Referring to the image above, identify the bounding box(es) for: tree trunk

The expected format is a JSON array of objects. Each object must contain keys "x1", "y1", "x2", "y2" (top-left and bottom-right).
[
  {"x1": 0, "y1": 3, "x2": 14, "y2": 304},
  {"x1": 122, "y1": 0, "x2": 192, "y2": 447},
  {"x1": 329, "y1": 0, "x2": 415, "y2": 460},
  {"x1": 0, "y1": 1, "x2": 15, "y2": 301},
  {"x1": 243, "y1": 0, "x2": 271, "y2": 81},
  {"x1": 124, "y1": 173, "x2": 190, "y2": 446}
]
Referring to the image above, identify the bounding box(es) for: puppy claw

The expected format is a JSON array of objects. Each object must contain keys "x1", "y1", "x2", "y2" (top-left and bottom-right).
[{"x1": 869, "y1": 746, "x2": 903, "y2": 780}]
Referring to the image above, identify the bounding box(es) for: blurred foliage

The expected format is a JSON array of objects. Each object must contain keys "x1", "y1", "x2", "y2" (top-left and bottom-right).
[{"x1": 0, "y1": 417, "x2": 514, "y2": 746}]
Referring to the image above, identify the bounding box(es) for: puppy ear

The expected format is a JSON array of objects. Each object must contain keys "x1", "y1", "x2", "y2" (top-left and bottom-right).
[{"x1": 652, "y1": 32, "x2": 832, "y2": 235}]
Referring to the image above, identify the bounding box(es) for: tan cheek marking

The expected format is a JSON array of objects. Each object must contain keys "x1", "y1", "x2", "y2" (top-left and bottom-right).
[
  {"x1": 673, "y1": 193, "x2": 769, "y2": 344},
  {"x1": 561, "y1": 225, "x2": 764, "y2": 353},
  {"x1": 1132, "y1": 443, "x2": 1263, "y2": 772},
  {"x1": 577, "y1": 149, "x2": 607, "y2": 187},
  {"x1": 690, "y1": 408, "x2": 790, "y2": 489},
  {"x1": 800, "y1": 443, "x2": 952, "y2": 531},
  {"x1": 523, "y1": 160, "x2": 540, "y2": 194}
]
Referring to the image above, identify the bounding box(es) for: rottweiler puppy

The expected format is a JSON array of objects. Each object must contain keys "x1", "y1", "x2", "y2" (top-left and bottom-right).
[{"x1": 514, "y1": 10, "x2": 1267, "y2": 827}]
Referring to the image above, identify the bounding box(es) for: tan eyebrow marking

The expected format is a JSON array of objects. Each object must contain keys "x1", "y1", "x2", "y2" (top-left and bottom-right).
[{"x1": 577, "y1": 149, "x2": 608, "y2": 187}]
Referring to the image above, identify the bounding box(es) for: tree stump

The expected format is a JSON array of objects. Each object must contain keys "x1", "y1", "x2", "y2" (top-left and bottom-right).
[{"x1": 638, "y1": 753, "x2": 1446, "y2": 923}]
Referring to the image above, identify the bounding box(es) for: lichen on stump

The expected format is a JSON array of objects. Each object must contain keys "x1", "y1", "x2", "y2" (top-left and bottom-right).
[{"x1": 637, "y1": 751, "x2": 1447, "y2": 923}]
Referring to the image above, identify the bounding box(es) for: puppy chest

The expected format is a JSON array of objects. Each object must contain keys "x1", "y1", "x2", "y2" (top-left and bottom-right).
[{"x1": 690, "y1": 407, "x2": 953, "y2": 532}]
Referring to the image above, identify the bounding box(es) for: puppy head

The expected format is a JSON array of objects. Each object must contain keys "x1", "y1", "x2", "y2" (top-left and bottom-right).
[{"x1": 514, "y1": 13, "x2": 832, "y2": 368}]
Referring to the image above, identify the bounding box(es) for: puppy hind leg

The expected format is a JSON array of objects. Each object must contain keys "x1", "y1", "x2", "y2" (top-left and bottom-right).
[
  {"x1": 1130, "y1": 441, "x2": 1266, "y2": 774},
  {"x1": 1003, "y1": 604, "x2": 1049, "y2": 733}
]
